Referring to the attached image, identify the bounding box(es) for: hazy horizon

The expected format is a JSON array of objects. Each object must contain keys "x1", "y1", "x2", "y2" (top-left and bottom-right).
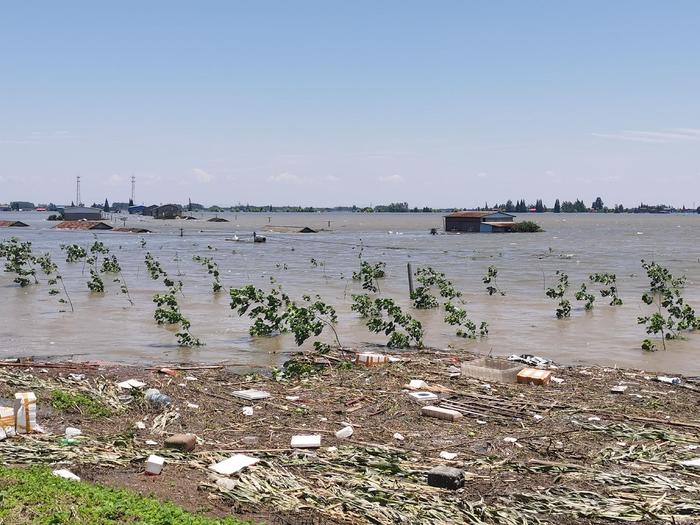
[{"x1": 1, "y1": 2, "x2": 699, "y2": 207}]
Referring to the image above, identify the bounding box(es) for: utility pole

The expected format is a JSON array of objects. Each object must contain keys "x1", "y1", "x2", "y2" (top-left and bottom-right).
[
  {"x1": 131, "y1": 175, "x2": 136, "y2": 204},
  {"x1": 76, "y1": 176, "x2": 82, "y2": 207}
]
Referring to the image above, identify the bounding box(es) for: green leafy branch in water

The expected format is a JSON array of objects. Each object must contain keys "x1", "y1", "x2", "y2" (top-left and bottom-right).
[
  {"x1": 35, "y1": 252, "x2": 74, "y2": 312},
  {"x1": 100, "y1": 254, "x2": 133, "y2": 306},
  {"x1": 229, "y1": 285, "x2": 341, "y2": 352},
  {"x1": 590, "y1": 273, "x2": 622, "y2": 306},
  {"x1": 83, "y1": 240, "x2": 111, "y2": 293},
  {"x1": 483, "y1": 265, "x2": 505, "y2": 296},
  {"x1": 411, "y1": 266, "x2": 462, "y2": 309},
  {"x1": 546, "y1": 271, "x2": 571, "y2": 318},
  {"x1": 0, "y1": 237, "x2": 38, "y2": 287},
  {"x1": 60, "y1": 243, "x2": 87, "y2": 263},
  {"x1": 638, "y1": 260, "x2": 700, "y2": 351},
  {"x1": 145, "y1": 253, "x2": 202, "y2": 347},
  {"x1": 193, "y1": 255, "x2": 222, "y2": 292},
  {"x1": 352, "y1": 261, "x2": 386, "y2": 293},
  {"x1": 444, "y1": 302, "x2": 488, "y2": 339},
  {"x1": 575, "y1": 283, "x2": 595, "y2": 310},
  {"x1": 351, "y1": 294, "x2": 424, "y2": 349}
]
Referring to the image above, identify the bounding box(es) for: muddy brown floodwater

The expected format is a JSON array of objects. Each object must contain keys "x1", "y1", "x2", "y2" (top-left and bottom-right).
[{"x1": 1, "y1": 210, "x2": 699, "y2": 373}]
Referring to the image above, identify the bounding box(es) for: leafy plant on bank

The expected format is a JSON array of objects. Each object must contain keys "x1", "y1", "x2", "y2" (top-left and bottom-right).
[
  {"x1": 483, "y1": 265, "x2": 505, "y2": 296},
  {"x1": 145, "y1": 252, "x2": 202, "y2": 347},
  {"x1": 590, "y1": 272, "x2": 623, "y2": 306},
  {"x1": 351, "y1": 294, "x2": 424, "y2": 348},
  {"x1": 229, "y1": 285, "x2": 341, "y2": 351},
  {"x1": 444, "y1": 302, "x2": 489, "y2": 338},
  {"x1": 352, "y1": 261, "x2": 386, "y2": 293},
  {"x1": 193, "y1": 255, "x2": 222, "y2": 292},
  {"x1": 546, "y1": 271, "x2": 571, "y2": 318},
  {"x1": 638, "y1": 260, "x2": 700, "y2": 351}
]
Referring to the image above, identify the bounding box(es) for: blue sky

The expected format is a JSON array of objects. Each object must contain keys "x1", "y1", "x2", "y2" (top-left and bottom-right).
[{"x1": 1, "y1": 1, "x2": 699, "y2": 207}]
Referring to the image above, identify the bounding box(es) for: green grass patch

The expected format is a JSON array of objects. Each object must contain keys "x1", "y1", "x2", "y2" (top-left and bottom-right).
[
  {"x1": 0, "y1": 466, "x2": 249, "y2": 524},
  {"x1": 50, "y1": 390, "x2": 113, "y2": 418}
]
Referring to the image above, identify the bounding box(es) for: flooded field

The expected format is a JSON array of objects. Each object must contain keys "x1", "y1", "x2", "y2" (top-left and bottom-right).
[{"x1": 1, "y1": 210, "x2": 699, "y2": 373}]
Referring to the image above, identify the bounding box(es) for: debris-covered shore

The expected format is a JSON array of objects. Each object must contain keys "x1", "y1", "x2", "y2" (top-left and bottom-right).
[{"x1": 2, "y1": 348, "x2": 700, "y2": 524}]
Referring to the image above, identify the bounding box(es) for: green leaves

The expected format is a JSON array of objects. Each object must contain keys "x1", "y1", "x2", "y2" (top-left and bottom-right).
[
  {"x1": 483, "y1": 265, "x2": 505, "y2": 296},
  {"x1": 351, "y1": 294, "x2": 424, "y2": 348},
  {"x1": 546, "y1": 271, "x2": 571, "y2": 319},
  {"x1": 0, "y1": 237, "x2": 38, "y2": 287},
  {"x1": 638, "y1": 260, "x2": 700, "y2": 351},
  {"x1": 230, "y1": 285, "x2": 340, "y2": 348},
  {"x1": 410, "y1": 266, "x2": 462, "y2": 309},
  {"x1": 590, "y1": 272, "x2": 622, "y2": 306},
  {"x1": 193, "y1": 255, "x2": 222, "y2": 293},
  {"x1": 352, "y1": 261, "x2": 386, "y2": 293},
  {"x1": 444, "y1": 302, "x2": 488, "y2": 339},
  {"x1": 575, "y1": 283, "x2": 595, "y2": 310}
]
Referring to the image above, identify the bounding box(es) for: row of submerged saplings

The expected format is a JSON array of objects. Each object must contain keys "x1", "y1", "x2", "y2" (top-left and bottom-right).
[{"x1": 1, "y1": 235, "x2": 699, "y2": 352}]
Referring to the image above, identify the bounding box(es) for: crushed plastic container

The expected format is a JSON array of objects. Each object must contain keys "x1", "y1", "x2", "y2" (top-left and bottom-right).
[{"x1": 145, "y1": 389, "x2": 172, "y2": 408}]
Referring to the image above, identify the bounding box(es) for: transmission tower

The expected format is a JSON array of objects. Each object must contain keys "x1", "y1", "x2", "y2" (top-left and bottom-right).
[
  {"x1": 131, "y1": 175, "x2": 136, "y2": 203},
  {"x1": 76, "y1": 176, "x2": 81, "y2": 206}
]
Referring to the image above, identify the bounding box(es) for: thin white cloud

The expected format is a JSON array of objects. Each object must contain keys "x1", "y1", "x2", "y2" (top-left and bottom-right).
[
  {"x1": 268, "y1": 172, "x2": 304, "y2": 184},
  {"x1": 324, "y1": 175, "x2": 340, "y2": 182},
  {"x1": 108, "y1": 174, "x2": 124, "y2": 186},
  {"x1": 476, "y1": 171, "x2": 488, "y2": 178},
  {"x1": 592, "y1": 128, "x2": 700, "y2": 144},
  {"x1": 378, "y1": 174, "x2": 404, "y2": 184},
  {"x1": 192, "y1": 168, "x2": 214, "y2": 183}
]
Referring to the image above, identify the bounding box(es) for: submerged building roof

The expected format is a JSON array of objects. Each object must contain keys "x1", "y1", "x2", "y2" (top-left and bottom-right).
[
  {"x1": 445, "y1": 211, "x2": 515, "y2": 219},
  {"x1": 0, "y1": 220, "x2": 29, "y2": 228},
  {"x1": 54, "y1": 221, "x2": 113, "y2": 231}
]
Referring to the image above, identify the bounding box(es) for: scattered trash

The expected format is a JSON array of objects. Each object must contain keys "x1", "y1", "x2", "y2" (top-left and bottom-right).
[
  {"x1": 232, "y1": 389, "x2": 270, "y2": 401},
  {"x1": 165, "y1": 433, "x2": 197, "y2": 452},
  {"x1": 656, "y1": 376, "x2": 682, "y2": 385},
  {"x1": 421, "y1": 405, "x2": 463, "y2": 421},
  {"x1": 516, "y1": 368, "x2": 552, "y2": 386},
  {"x1": 68, "y1": 373, "x2": 86, "y2": 381},
  {"x1": 65, "y1": 427, "x2": 82, "y2": 439},
  {"x1": 14, "y1": 392, "x2": 37, "y2": 434},
  {"x1": 215, "y1": 477, "x2": 237, "y2": 490},
  {"x1": 144, "y1": 389, "x2": 172, "y2": 408},
  {"x1": 326, "y1": 446, "x2": 338, "y2": 453},
  {"x1": 679, "y1": 458, "x2": 700, "y2": 468},
  {"x1": 242, "y1": 406, "x2": 254, "y2": 416},
  {"x1": 145, "y1": 455, "x2": 165, "y2": 476},
  {"x1": 134, "y1": 421, "x2": 146, "y2": 430},
  {"x1": 186, "y1": 402, "x2": 199, "y2": 409},
  {"x1": 117, "y1": 379, "x2": 146, "y2": 390},
  {"x1": 587, "y1": 416, "x2": 601, "y2": 421},
  {"x1": 610, "y1": 385, "x2": 628, "y2": 394},
  {"x1": 0, "y1": 407, "x2": 16, "y2": 437},
  {"x1": 551, "y1": 377, "x2": 565, "y2": 384},
  {"x1": 210, "y1": 454, "x2": 259, "y2": 475},
  {"x1": 335, "y1": 426, "x2": 354, "y2": 439},
  {"x1": 241, "y1": 436, "x2": 259, "y2": 446},
  {"x1": 476, "y1": 419, "x2": 487, "y2": 425},
  {"x1": 462, "y1": 357, "x2": 524, "y2": 383},
  {"x1": 408, "y1": 379, "x2": 428, "y2": 390},
  {"x1": 158, "y1": 368, "x2": 178, "y2": 377},
  {"x1": 446, "y1": 365, "x2": 461, "y2": 377},
  {"x1": 184, "y1": 376, "x2": 198, "y2": 381},
  {"x1": 355, "y1": 352, "x2": 388, "y2": 367},
  {"x1": 52, "y1": 469, "x2": 80, "y2": 481},
  {"x1": 503, "y1": 437, "x2": 518, "y2": 443},
  {"x1": 285, "y1": 396, "x2": 300, "y2": 401},
  {"x1": 393, "y1": 433, "x2": 405, "y2": 441},
  {"x1": 427, "y1": 465, "x2": 464, "y2": 490},
  {"x1": 508, "y1": 354, "x2": 551, "y2": 367},
  {"x1": 533, "y1": 414, "x2": 544, "y2": 421},
  {"x1": 439, "y1": 451, "x2": 458, "y2": 460},
  {"x1": 291, "y1": 435, "x2": 322, "y2": 448},
  {"x1": 145, "y1": 440, "x2": 158, "y2": 446},
  {"x1": 409, "y1": 392, "x2": 439, "y2": 401}
]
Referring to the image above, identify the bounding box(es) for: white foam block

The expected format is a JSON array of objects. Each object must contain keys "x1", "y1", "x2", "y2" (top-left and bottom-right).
[{"x1": 210, "y1": 454, "x2": 259, "y2": 475}]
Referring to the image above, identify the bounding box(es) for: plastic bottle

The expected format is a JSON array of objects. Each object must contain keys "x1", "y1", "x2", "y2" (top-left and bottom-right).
[{"x1": 145, "y1": 388, "x2": 172, "y2": 408}]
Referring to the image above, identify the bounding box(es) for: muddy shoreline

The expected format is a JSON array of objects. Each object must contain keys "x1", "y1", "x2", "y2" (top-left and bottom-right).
[{"x1": 2, "y1": 348, "x2": 700, "y2": 524}]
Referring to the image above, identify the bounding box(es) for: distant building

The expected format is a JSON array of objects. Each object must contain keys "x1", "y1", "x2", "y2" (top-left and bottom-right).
[
  {"x1": 141, "y1": 205, "x2": 159, "y2": 217},
  {"x1": 444, "y1": 211, "x2": 515, "y2": 232},
  {"x1": 153, "y1": 204, "x2": 182, "y2": 220},
  {"x1": 128, "y1": 205, "x2": 145, "y2": 214},
  {"x1": 0, "y1": 204, "x2": 10, "y2": 211},
  {"x1": 60, "y1": 207, "x2": 103, "y2": 221}
]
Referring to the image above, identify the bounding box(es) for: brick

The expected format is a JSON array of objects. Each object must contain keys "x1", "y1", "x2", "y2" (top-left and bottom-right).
[
  {"x1": 427, "y1": 465, "x2": 464, "y2": 490},
  {"x1": 421, "y1": 405, "x2": 463, "y2": 421},
  {"x1": 164, "y1": 433, "x2": 197, "y2": 452},
  {"x1": 516, "y1": 368, "x2": 552, "y2": 386}
]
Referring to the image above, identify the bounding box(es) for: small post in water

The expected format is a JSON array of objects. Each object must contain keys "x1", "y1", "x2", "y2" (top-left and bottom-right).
[
  {"x1": 407, "y1": 262, "x2": 414, "y2": 297},
  {"x1": 180, "y1": 228, "x2": 183, "y2": 237}
]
